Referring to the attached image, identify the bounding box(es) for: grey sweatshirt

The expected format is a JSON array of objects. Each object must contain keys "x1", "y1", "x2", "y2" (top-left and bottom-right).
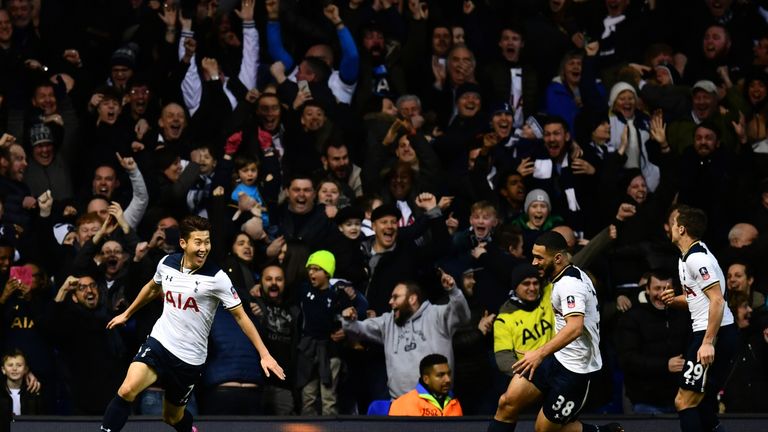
[{"x1": 342, "y1": 285, "x2": 471, "y2": 397}]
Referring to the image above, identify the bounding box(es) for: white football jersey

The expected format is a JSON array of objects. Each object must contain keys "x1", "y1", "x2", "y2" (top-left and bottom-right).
[
  {"x1": 151, "y1": 253, "x2": 242, "y2": 365},
  {"x1": 551, "y1": 265, "x2": 602, "y2": 374},
  {"x1": 678, "y1": 241, "x2": 734, "y2": 332}
]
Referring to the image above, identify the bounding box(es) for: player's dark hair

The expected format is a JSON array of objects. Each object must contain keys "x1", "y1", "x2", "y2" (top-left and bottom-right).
[
  {"x1": 674, "y1": 205, "x2": 707, "y2": 240},
  {"x1": 180, "y1": 215, "x2": 212, "y2": 240},
  {"x1": 534, "y1": 231, "x2": 568, "y2": 255},
  {"x1": 419, "y1": 353, "x2": 448, "y2": 377}
]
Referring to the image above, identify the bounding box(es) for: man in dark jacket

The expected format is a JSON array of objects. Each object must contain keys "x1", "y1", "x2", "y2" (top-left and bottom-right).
[
  {"x1": 615, "y1": 271, "x2": 690, "y2": 414},
  {"x1": 45, "y1": 274, "x2": 128, "y2": 415},
  {"x1": 361, "y1": 196, "x2": 449, "y2": 315},
  {"x1": 275, "y1": 175, "x2": 335, "y2": 252}
]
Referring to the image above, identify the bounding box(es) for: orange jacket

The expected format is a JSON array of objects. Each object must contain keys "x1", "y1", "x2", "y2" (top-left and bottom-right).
[{"x1": 388, "y1": 384, "x2": 463, "y2": 417}]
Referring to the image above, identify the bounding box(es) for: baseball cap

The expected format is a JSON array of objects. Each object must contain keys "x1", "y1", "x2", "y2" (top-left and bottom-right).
[
  {"x1": 692, "y1": 80, "x2": 717, "y2": 94},
  {"x1": 30, "y1": 123, "x2": 53, "y2": 147}
]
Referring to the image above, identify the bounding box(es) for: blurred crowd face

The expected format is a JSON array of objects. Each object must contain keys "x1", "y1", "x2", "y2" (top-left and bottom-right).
[
  {"x1": 101, "y1": 240, "x2": 127, "y2": 278},
  {"x1": 693, "y1": 126, "x2": 719, "y2": 158},
  {"x1": 613, "y1": 90, "x2": 636, "y2": 118},
  {"x1": 92, "y1": 166, "x2": 119, "y2": 198},
  {"x1": 727, "y1": 263, "x2": 753, "y2": 294},
  {"x1": 543, "y1": 123, "x2": 569, "y2": 160},
  {"x1": 324, "y1": 145, "x2": 351, "y2": 180},
  {"x1": 389, "y1": 283, "x2": 416, "y2": 326},
  {"x1": 646, "y1": 276, "x2": 672, "y2": 310},
  {"x1": 159, "y1": 103, "x2": 187, "y2": 140},
  {"x1": 514, "y1": 277, "x2": 541, "y2": 302},
  {"x1": 260, "y1": 265, "x2": 285, "y2": 303},
  {"x1": 456, "y1": 92, "x2": 481, "y2": 118},
  {"x1": 301, "y1": 105, "x2": 326, "y2": 131},
  {"x1": 97, "y1": 97, "x2": 121, "y2": 125},
  {"x1": 469, "y1": 208, "x2": 497, "y2": 239},
  {"x1": 8, "y1": 0, "x2": 32, "y2": 28},
  {"x1": 257, "y1": 94, "x2": 281, "y2": 131},
  {"x1": 317, "y1": 181, "x2": 340, "y2": 206},
  {"x1": 432, "y1": 27, "x2": 451, "y2": 57},
  {"x1": 501, "y1": 174, "x2": 526, "y2": 204},
  {"x1": 8, "y1": 144, "x2": 27, "y2": 182},
  {"x1": 73, "y1": 276, "x2": 99, "y2": 310},
  {"x1": 422, "y1": 363, "x2": 453, "y2": 397},
  {"x1": 129, "y1": 85, "x2": 151, "y2": 117},
  {"x1": 373, "y1": 215, "x2": 398, "y2": 250},
  {"x1": 498, "y1": 30, "x2": 523, "y2": 63},
  {"x1": 339, "y1": 218, "x2": 362, "y2": 240},
  {"x1": 0, "y1": 10, "x2": 12, "y2": 44},
  {"x1": 287, "y1": 179, "x2": 315, "y2": 215},
  {"x1": 232, "y1": 233, "x2": 254, "y2": 263},
  {"x1": 702, "y1": 26, "x2": 730, "y2": 61},
  {"x1": 448, "y1": 46, "x2": 475, "y2": 85},
  {"x1": 626, "y1": 175, "x2": 648, "y2": 204},
  {"x1": 32, "y1": 85, "x2": 57, "y2": 116}
]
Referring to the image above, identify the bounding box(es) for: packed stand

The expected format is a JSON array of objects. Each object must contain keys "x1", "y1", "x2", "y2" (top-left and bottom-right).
[{"x1": 0, "y1": 0, "x2": 766, "y2": 419}]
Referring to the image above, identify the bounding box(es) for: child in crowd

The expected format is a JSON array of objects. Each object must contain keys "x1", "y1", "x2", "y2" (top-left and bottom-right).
[
  {"x1": 296, "y1": 251, "x2": 368, "y2": 416},
  {"x1": 1, "y1": 350, "x2": 43, "y2": 417},
  {"x1": 230, "y1": 153, "x2": 270, "y2": 232}
]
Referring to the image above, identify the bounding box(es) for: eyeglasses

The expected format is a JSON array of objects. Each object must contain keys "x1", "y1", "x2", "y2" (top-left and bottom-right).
[
  {"x1": 130, "y1": 89, "x2": 150, "y2": 96},
  {"x1": 77, "y1": 283, "x2": 98, "y2": 291}
]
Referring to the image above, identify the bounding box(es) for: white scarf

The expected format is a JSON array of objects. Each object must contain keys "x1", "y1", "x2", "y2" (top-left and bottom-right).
[{"x1": 602, "y1": 14, "x2": 626, "y2": 39}]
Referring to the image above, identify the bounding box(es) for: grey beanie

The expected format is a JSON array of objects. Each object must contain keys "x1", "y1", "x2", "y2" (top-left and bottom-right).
[{"x1": 524, "y1": 189, "x2": 551, "y2": 212}]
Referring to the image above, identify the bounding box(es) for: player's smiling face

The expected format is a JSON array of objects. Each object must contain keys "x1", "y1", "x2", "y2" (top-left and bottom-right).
[
  {"x1": 531, "y1": 244, "x2": 556, "y2": 280},
  {"x1": 181, "y1": 230, "x2": 211, "y2": 269}
]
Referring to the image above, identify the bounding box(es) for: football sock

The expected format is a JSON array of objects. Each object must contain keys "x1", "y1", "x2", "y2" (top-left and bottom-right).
[
  {"x1": 100, "y1": 395, "x2": 131, "y2": 432},
  {"x1": 171, "y1": 410, "x2": 193, "y2": 432},
  {"x1": 679, "y1": 407, "x2": 703, "y2": 432}
]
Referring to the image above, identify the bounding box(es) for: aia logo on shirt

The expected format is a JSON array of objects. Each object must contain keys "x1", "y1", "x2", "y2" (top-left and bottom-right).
[
  {"x1": 567, "y1": 295, "x2": 575, "y2": 308},
  {"x1": 165, "y1": 291, "x2": 199, "y2": 312},
  {"x1": 230, "y1": 286, "x2": 239, "y2": 300},
  {"x1": 699, "y1": 267, "x2": 710, "y2": 281}
]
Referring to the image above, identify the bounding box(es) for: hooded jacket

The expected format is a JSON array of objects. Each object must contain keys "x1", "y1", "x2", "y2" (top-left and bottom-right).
[{"x1": 343, "y1": 286, "x2": 470, "y2": 398}]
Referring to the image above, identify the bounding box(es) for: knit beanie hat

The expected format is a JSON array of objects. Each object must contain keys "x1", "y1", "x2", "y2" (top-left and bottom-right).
[
  {"x1": 507, "y1": 264, "x2": 541, "y2": 311},
  {"x1": 654, "y1": 62, "x2": 681, "y2": 85},
  {"x1": 306, "y1": 250, "x2": 336, "y2": 277},
  {"x1": 524, "y1": 189, "x2": 551, "y2": 212},
  {"x1": 111, "y1": 43, "x2": 138, "y2": 69},
  {"x1": 608, "y1": 82, "x2": 637, "y2": 109}
]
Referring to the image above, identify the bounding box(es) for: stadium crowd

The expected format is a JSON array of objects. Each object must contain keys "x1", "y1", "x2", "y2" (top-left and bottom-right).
[{"x1": 0, "y1": 0, "x2": 766, "y2": 420}]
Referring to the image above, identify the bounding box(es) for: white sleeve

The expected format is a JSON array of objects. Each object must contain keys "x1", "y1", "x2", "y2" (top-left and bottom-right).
[
  {"x1": 123, "y1": 167, "x2": 149, "y2": 230},
  {"x1": 153, "y1": 256, "x2": 169, "y2": 285},
  {"x1": 238, "y1": 20, "x2": 259, "y2": 91},
  {"x1": 213, "y1": 270, "x2": 242, "y2": 309},
  {"x1": 560, "y1": 279, "x2": 587, "y2": 317},
  {"x1": 685, "y1": 253, "x2": 721, "y2": 290},
  {"x1": 180, "y1": 30, "x2": 202, "y2": 116}
]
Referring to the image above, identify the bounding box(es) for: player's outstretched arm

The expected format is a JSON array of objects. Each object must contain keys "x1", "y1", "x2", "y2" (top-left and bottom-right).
[
  {"x1": 107, "y1": 280, "x2": 162, "y2": 329},
  {"x1": 229, "y1": 304, "x2": 286, "y2": 380},
  {"x1": 513, "y1": 314, "x2": 584, "y2": 380}
]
